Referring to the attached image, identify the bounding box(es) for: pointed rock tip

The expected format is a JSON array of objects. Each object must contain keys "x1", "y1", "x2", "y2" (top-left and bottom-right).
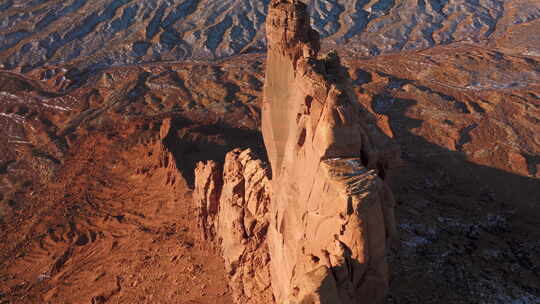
[{"x1": 266, "y1": 0, "x2": 320, "y2": 56}]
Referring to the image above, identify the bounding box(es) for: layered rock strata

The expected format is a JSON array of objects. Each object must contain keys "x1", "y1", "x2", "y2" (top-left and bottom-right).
[{"x1": 195, "y1": 1, "x2": 399, "y2": 303}]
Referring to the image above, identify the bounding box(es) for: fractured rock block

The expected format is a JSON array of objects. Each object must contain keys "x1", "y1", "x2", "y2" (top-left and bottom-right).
[{"x1": 195, "y1": 149, "x2": 274, "y2": 304}]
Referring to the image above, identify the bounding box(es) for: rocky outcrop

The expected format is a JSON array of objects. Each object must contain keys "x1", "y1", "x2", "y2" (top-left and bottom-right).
[
  {"x1": 195, "y1": 149, "x2": 274, "y2": 304},
  {"x1": 194, "y1": 160, "x2": 223, "y2": 240},
  {"x1": 195, "y1": 1, "x2": 399, "y2": 303},
  {"x1": 261, "y1": 1, "x2": 398, "y2": 303}
]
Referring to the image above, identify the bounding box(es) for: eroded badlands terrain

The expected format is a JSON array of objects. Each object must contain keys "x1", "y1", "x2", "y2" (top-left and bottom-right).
[
  {"x1": 0, "y1": 0, "x2": 539, "y2": 71},
  {"x1": 0, "y1": 0, "x2": 539, "y2": 303}
]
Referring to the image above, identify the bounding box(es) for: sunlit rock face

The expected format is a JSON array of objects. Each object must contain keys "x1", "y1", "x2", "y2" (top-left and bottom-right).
[
  {"x1": 262, "y1": 1, "x2": 399, "y2": 303},
  {"x1": 193, "y1": 1, "x2": 400, "y2": 303},
  {"x1": 195, "y1": 149, "x2": 274, "y2": 304},
  {"x1": 2, "y1": 1, "x2": 538, "y2": 303}
]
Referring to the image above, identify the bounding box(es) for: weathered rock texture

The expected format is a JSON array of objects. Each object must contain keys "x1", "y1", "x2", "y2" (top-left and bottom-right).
[
  {"x1": 195, "y1": 160, "x2": 223, "y2": 240},
  {"x1": 261, "y1": 0, "x2": 398, "y2": 303},
  {"x1": 195, "y1": 149, "x2": 274, "y2": 303},
  {"x1": 195, "y1": 1, "x2": 399, "y2": 303},
  {"x1": 2, "y1": 0, "x2": 537, "y2": 303}
]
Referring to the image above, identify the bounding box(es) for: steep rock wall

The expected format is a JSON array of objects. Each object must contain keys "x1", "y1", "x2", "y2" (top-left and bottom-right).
[
  {"x1": 195, "y1": 149, "x2": 274, "y2": 304},
  {"x1": 262, "y1": 1, "x2": 398, "y2": 303},
  {"x1": 195, "y1": 1, "x2": 400, "y2": 303}
]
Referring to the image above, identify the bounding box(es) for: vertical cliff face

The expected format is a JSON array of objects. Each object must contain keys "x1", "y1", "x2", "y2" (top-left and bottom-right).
[
  {"x1": 262, "y1": 0, "x2": 320, "y2": 176},
  {"x1": 195, "y1": 1, "x2": 399, "y2": 303},
  {"x1": 262, "y1": 1, "x2": 398, "y2": 303},
  {"x1": 195, "y1": 149, "x2": 274, "y2": 304}
]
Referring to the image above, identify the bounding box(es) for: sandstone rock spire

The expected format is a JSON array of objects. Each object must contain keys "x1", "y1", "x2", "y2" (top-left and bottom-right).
[
  {"x1": 262, "y1": 0, "x2": 398, "y2": 303},
  {"x1": 195, "y1": 1, "x2": 399, "y2": 303}
]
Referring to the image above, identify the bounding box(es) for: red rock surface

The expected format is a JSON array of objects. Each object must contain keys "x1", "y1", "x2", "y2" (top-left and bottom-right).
[
  {"x1": 0, "y1": 116, "x2": 233, "y2": 303},
  {"x1": 262, "y1": 1, "x2": 398, "y2": 303},
  {"x1": 196, "y1": 1, "x2": 400, "y2": 303},
  {"x1": 195, "y1": 149, "x2": 273, "y2": 304},
  {"x1": 0, "y1": 0, "x2": 539, "y2": 303}
]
